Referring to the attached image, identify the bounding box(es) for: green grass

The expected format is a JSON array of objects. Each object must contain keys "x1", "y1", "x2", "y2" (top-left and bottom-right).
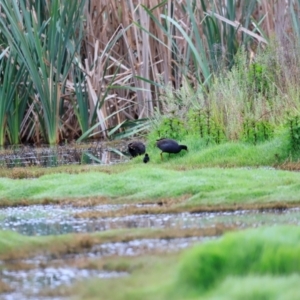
[
  {"x1": 0, "y1": 164, "x2": 300, "y2": 205},
  {"x1": 144, "y1": 131, "x2": 291, "y2": 167},
  {"x1": 205, "y1": 275, "x2": 300, "y2": 300},
  {"x1": 177, "y1": 226, "x2": 300, "y2": 294},
  {"x1": 0, "y1": 132, "x2": 298, "y2": 205}
]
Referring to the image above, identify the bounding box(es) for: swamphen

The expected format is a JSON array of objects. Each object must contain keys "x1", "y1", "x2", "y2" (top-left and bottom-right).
[
  {"x1": 128, "y1": 141, "x2": 146, "y2": 157},
  {"x1": 143, "y1": 153, "x2": 150, "y2": 163},
  {"x1": 156, "y1": 138, "x2": 188, "y2": 160}
]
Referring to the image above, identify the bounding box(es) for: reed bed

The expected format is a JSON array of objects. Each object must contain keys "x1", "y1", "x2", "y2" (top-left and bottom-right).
[{"x1": 0, "y1": 0, "x2": 298, "y2": 145}]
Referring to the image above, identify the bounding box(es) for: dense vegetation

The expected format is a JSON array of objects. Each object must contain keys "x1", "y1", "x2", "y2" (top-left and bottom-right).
[
  {"x1": 0, "y1": 0, "x2": 300, "y2": 147},
  {"x1": 1, "y1": 2, "x2": 300, "y2": 298}
]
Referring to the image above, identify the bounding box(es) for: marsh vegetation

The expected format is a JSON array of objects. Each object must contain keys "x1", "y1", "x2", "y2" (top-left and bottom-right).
[
  {"x1": 0, "y1": 0, "x2": 299, "y2": 149},
  {"x1": 1, "y1": 0, "x2": 300, "y2": 299}
]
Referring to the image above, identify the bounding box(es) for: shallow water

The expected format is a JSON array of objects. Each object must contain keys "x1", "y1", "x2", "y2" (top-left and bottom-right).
[
  {"x1": 1, "y1": 268, "x2": 126, "y2": 300},
  {"x1": 0, "y1": 236, "x2": 206, "y2": 300},
  {"x1": 1, "y1": 205, "x2": 300, "y2": 299},
  {"x1": 0, "y1": 142, "x2": 130, "y2": 168},
  {"x1": 0, "y1": 205, "x2": 300, "y2": 236},
  {"x1": 0, "y1": 204, "x2": 126, "y2": 235}
]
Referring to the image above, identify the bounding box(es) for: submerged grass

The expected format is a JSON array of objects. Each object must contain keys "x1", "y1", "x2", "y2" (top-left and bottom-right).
[
  {"x1": 73, "y1": 201, "x2": 300, "y2": 219},
  {"x1": 0, "y1": 226, "x2": 231, "y2": 260}
]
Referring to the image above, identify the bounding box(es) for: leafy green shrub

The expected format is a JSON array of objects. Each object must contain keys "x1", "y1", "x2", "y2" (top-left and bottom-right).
[{"x1": 151, "y1": 117, "x2": 186, "y2": 141}]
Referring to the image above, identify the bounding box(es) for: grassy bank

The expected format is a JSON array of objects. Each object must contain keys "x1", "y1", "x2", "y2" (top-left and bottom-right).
[
  {"x1": 0, "y1": 136, "x2": 299, "y2": 207},
  {"x1": 0, "y1": 164, "x2": 300, "y2": 207}
]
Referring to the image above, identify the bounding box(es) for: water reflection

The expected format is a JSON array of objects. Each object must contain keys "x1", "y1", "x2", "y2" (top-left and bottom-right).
[
  {"x1": 1, "y1": 205, "x2": 300, "y2": 236},
  {"x1": 0, "y1": 143, "x2": 129, "y2": 168}
]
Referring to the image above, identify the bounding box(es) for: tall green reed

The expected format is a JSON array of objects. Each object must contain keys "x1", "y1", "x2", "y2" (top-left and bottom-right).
[
  {"x1": 0, "y1": 50, "x2": 28, "y2": 146},
  {"x1": 0, "y1": 0, "x2": 86, "y2": 145},
  {"x1": 6, "y1": 73, "x2": 33, "y2": 145}
]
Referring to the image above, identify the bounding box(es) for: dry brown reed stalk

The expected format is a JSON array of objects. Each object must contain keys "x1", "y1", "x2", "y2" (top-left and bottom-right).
[
  {"x1": 82, "y1": 1, "x2": 140, "y2": 137},
  {"x1": 80, "y1": 0, "x2": 210, "y2": 136},
  {"x1": 259, "y1": 0, "x2": 292, "y2": 43}
]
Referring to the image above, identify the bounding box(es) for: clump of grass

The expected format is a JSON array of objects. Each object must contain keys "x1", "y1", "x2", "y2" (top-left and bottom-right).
[
  {"x1": 151, "y1": 117, "x2": 187, "y2": 141},
  {"x1": 176, "y1": 226, "x2": 300, "y2": 296},
  {"x1": 0, "y1": 227, "x2": 229, "y2": 261}
]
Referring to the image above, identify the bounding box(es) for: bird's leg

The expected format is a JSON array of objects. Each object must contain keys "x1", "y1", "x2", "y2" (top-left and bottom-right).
[{"x1": 160, "y1": 152, "x2": 163, "y2": 160}]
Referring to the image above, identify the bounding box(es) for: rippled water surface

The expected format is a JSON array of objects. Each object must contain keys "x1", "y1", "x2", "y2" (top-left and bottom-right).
[{"x1": 0, "y1": 205, "x2": 300, "y2": 236}]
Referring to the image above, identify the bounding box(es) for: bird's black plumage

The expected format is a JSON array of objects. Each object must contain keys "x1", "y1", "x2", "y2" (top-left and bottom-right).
[
  {"x1": 128, "y1": 141, "x2": 146, "y2": 157},
  {"x1": 156, "y1": 138, "x2": 188, "y2": 159},
  {"x1": 143, "y1": 153, "x2": 150, "y2": 163}
]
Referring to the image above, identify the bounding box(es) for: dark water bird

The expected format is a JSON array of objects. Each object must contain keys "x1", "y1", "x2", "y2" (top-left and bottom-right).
[
  {"x1": 128, "y1": 141, "x2": 146, "y2": 157},
  {"x1": 143, "y1": 153, "x2": 150, "y2": 163},
  {"x1": 156, "y1": 138, "x2": 188, "y2": 159}
]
